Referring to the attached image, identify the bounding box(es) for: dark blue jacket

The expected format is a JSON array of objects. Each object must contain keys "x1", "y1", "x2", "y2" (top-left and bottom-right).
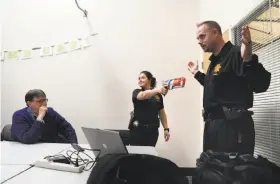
[{"x1": 11, "y1": 107, "x2": 78, "y2": 144}]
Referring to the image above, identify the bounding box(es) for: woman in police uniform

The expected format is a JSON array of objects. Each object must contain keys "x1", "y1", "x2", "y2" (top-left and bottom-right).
[{"x1": 129, "y1": 71, "x2": 170, "y2": 147}]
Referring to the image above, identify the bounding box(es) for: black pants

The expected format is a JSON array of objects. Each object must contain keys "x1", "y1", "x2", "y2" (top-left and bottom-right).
[
  {"x1": 129, "y1": 127, "x2": 159, "y2": 147},
  {"x1": 203, "y1": 114, "x2": 255, "y2": 154}
]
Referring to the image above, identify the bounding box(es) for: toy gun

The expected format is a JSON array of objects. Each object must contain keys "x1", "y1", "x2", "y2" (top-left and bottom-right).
[{"x1": 162, "y1": 77, "x2": 186, "y2": 90}]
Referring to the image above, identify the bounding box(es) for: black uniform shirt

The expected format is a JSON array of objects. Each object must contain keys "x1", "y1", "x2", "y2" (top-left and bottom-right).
[
  {"x1": 194, "y1": 41, "x2": 271, "y2": 111},
  {"x1": 132, "y1": 89, "x2": 164, "y2": 124}
]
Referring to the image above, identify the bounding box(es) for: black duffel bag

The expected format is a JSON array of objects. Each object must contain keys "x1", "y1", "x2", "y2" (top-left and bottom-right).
[{"x1": 193, "y1": 150, "x2": 280, "y2": 184}]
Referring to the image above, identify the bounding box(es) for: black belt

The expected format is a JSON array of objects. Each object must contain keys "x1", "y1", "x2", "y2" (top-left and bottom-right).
[
  {"x1": 203, "y1": 106, "x2": 225, "y2": 121},
  {"x1": 132, "y1": 120, "x2": 159, "y2": 129},
  {"x1": 202, "y1": 110, "x2": 224, "y2": 121},
  {"x1": 203, "y1": 106, "x2": 253, "y2": 121}
]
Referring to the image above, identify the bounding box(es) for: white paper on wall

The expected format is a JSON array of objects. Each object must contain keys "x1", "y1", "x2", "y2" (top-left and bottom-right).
[
  {"x1": 68, "y1": 40, "x2": 81, "y2": 51},
  {"x1": 7, "y1": 51, "x2": 20, "y2": 60},
  {"x1": 80, "y1": 37, "x2": 91, "y2": 49},
  {"x1": 20, "y1": 49, "x2": 32, "y2": 60},
  {"x1": 40, "y1": 46, "x2": 53, "y2": 57},
  {"x1": 53, "y1": 44, "x2": 67, "y2": 55},
  {"x1": 2, "y1": 33, "x2": 98, "y2": 60},
  {"x1": 0, "y1": 51, "x2": 5, "y2": 61}
]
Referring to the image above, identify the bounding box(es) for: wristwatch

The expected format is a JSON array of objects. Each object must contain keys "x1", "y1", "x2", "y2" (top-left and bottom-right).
[{"x1": 164, "y1": 128, "x2": 170, "y2": 132}]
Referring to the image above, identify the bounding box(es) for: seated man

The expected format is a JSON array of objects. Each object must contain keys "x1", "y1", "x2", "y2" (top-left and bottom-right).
[{"x1": 11, "y1": 89, "x2": 78, "y2": 144}]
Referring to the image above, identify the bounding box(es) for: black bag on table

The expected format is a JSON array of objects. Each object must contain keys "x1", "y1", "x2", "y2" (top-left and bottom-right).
[
  {"x1": 87, "y1": 153, "x2": 189, "y2": 184},
  {"x1": 193, "y1": 150, "x2": 280, "y2": 184}
]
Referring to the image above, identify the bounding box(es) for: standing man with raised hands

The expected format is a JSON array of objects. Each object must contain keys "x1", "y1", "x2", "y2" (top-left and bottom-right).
[{"x1": 188, "y1": 21, "x2": 271, "y2": 154}]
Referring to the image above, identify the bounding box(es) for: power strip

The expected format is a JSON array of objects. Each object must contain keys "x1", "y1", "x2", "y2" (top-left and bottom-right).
[{"x1": 34, "y1": 159, "x2": 85, "y2": 173}]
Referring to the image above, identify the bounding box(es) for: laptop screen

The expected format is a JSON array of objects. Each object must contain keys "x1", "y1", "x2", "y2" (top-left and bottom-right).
[{"x1": 81, "y1": 127, "x2": 128, "y2": 159}]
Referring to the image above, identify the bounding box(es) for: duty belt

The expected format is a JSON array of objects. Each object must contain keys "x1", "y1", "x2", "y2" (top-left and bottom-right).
[
  {"x1": 202, "y1": 106, "x2": 253, "y2": 121},
  {"x1": 132, "y1": 121, "x2": 159, "y2": 128},
  {"x1": 202, "y1": 107, "x2": 225, "y2": 121},
  {"x1": 202, "y1": 111, "x2": 224, "y2": 121}
]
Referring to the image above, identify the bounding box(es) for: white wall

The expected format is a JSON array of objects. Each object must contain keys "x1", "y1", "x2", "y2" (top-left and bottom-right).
[
  {"x1": 0, "y1": 24, "x2": 2, "y2": 128},
  {"x1": 199, "y1": 0, "x2": 265, "y2": 32},
  {"x1": 0, "y1": 0, "x2": 202, "y2": 167}
]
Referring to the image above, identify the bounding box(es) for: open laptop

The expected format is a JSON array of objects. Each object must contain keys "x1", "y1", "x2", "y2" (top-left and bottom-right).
[{"x1": 81, "y1": 127, "x2": 129, "y2": 159}]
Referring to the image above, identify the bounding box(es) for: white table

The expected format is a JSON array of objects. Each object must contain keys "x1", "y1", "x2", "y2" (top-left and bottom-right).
[
  {"x1": 1, "y1": 141, "x2": 71, "y2": 165},
  {"x1": 2, "y1": 167, "x2": 91, "y2": 184},
  {"x1": 0, "y1": 165, "x2": 32, "y2": 183},
  {"x1": 1, "y1": 142, "x2": 158, "y2": 184},
  {"x1": 78, "y1": 144, "x2": 158, "y2": 157},
  {"x1": 126, "y1": 145, "x2": 158, "y2": 156},
  {"x1": 0, "y1": 141, "x2": 71, "y2": 183}
]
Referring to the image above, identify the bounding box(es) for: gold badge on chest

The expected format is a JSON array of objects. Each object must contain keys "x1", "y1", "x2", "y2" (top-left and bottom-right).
[
  {"x1": 213, "y1": 64, "x2": 221, "y2": 75},
  {"x1": 154, "y1": 94, "x2": 161, "y2": 102}
]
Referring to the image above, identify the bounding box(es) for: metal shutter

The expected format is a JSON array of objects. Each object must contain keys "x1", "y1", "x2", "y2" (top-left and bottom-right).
[{"x1": 232, "y1": 0, "x2": 280, "y2": 165}]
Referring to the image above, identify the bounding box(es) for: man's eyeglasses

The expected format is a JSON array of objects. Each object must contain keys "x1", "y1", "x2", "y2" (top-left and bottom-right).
[{"x1": 33, "y1": 98, "x2": 48, "y2": 103}]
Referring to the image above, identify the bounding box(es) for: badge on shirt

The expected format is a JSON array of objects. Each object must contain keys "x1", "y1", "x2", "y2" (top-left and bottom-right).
[
  {"x1": 213, "y1": 64, "x2": 221, "y2": 75},
  {"x1": 133, "y1": 121, "x2": 139, "y2": 127},
  {"x1": 154, "y1": 94, "x2": 161, "y2": 102}
]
